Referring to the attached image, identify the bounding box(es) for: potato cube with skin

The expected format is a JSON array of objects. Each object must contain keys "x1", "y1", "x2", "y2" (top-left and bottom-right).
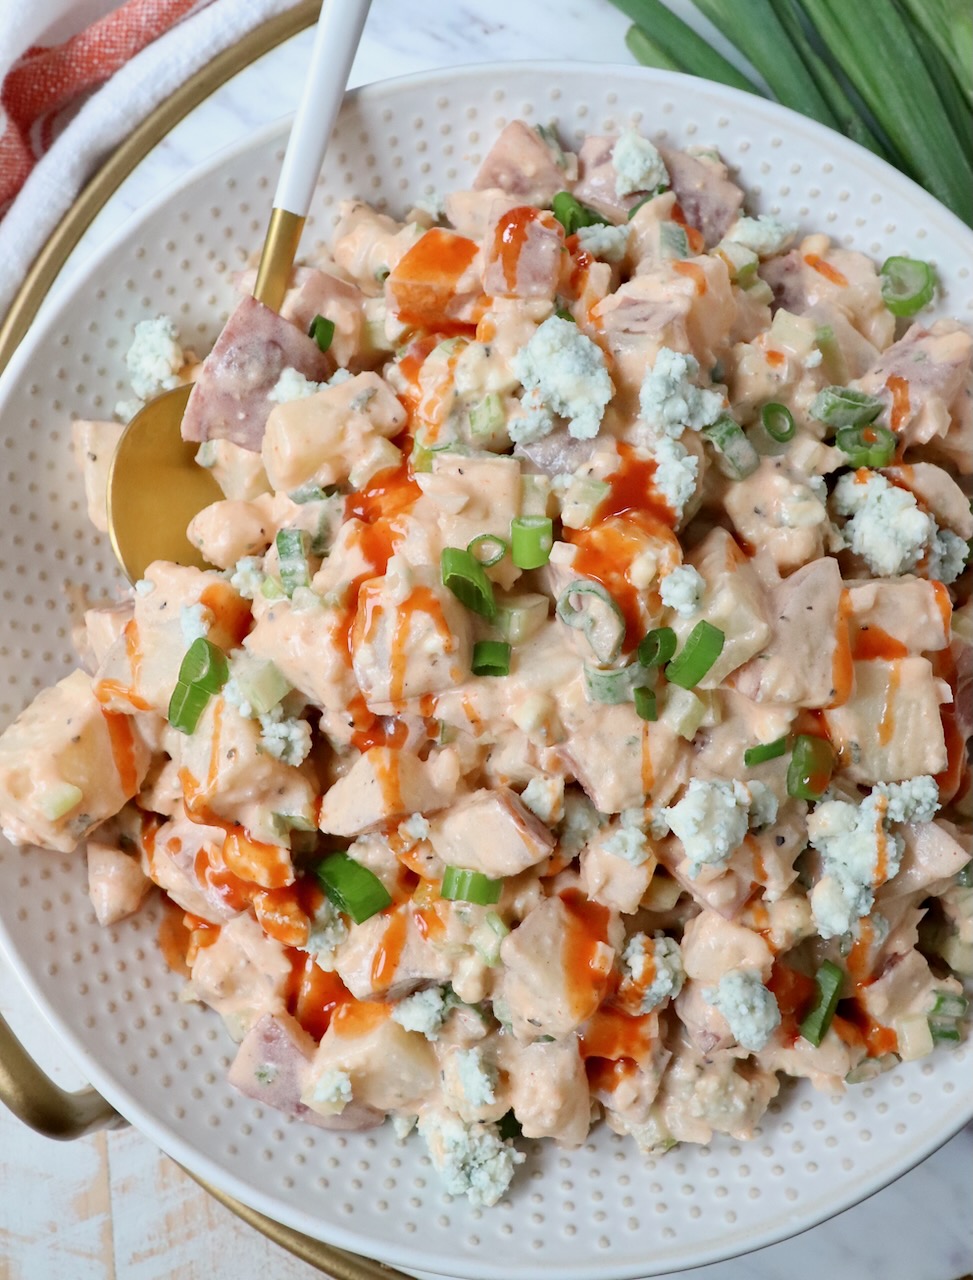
[
  {"x1": 317, "y1": 746, "x2": 461, "y2": 837},
  {"x1": 352, "y1": 566, "x2": 472, "y2": 708},
  {"x1": 0, "y1": 670, "x2": 150, "y2": 854},
  {"x1": 304, "y1": 1003, "x2": 439, "y2": 1114},
  {"x1": 845, "y1": 578, "x2": 951, "y2": 654},
  {"x1": 680, "y1": 909, "x2": 775, "y2": 983},
  {"x1": 580, "y1": 838, "x2": 656, "y2": 914},
  {"x1": 71, "y1": 419, "x2": 124, "y2": 533},
  {"x1": 723, "y1": 456, "x2": 828, "y2": 575},
  {"x1": 498, "y1": 1036, "x2": 590, "y2": 1147},
  {"x1": 332, "y1": 904, "x2": 452, "y2": 1002},
  {"x1": 244, "y1": 595, "x2": 358, "y2": 723},
  {"x1": 261, "y1": 372, "x2": 406, "y2": 495},
  {"x1": 498, "y1": 895, "x2": 619, "y2": 1041},
  {"x1": 426, "y1": 788, "x2": 554, "y2": 878},
  {"x1": 187, "y1": 912, "x2": 291, "y2": 1042},
  {"x1": 560, "y1": 701, "x2": 687, "y2": 814},
  {"x1": 823, "y1": 657, "x2": 949, "y2": 783},
  {"x1": 673, "y1": 527, "x2": 771, "y2": 689}
]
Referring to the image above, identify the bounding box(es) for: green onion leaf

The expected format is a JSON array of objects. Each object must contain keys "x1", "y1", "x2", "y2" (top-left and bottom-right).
[
  {"x1": 880, "y1": 256, "x2": 937, "y2": 316},
  {"x1": 555, "y1": 580, "x2": 626, "y2": 664},
  {"x1": 701, "y1": 413, "x2": 760, "y2": 479},
  {"x1": 584, "y1": 663, "x2": 640, "y2": 705},
  {"x1": 510, "y1": 515, "x2": 554, "y2": 570},
  {"x1": 612, "y1": 0, "x2": 763, "y2": 95},
  {"x1": 799, "y1": 960, "x2": 844, "y2": 1047},
  {"x1": 176, "y1": 636, "x2": 229, "y2": 693},
  {"x1": 637, "y1": 626, "x2": 677, "y2": 669},
  {"x1": 664, "y1": 620, "x2": 725, "y2": 689},
  {"x1": 551, "y1": 191, "x2": 610, "y2": 236},
  {"x1": 811, "y1": 385, "x2": 885, "y2": 429},
  {"x1": 930, "y1": 990, "x2": 969, "y2": 1019},
  {"x1": 472, "y1": 640, "x2": 512, "y2": 677},
  {"x1": 440, "y1": 865, "x2": 504, "y2": 905},
  {"x1": 633, "y1": 686, "x2": 658, "y2": 721},
  {"x1": 835, "y1": 423, "x2": 897, "y2": 469},
  {"x1": 744, "y1": 736, "x2": 788, "y2": 767},
  {"x1": 958, "y1": 860, "x2": 973, "y2": 888},
  {"x1": 467, "y1": 533, "x2": 508, "y2": 567},
  {"x1": 554, "y1": 304, "x2": 576, "y2": 322},
  {"x1": 761, "y1": 402, "x2": 796, "y2": 443},
  {"x1": 167, "y1": 680, "x2": 212, "y2": 735},
  {"x1": 786, "y1": 734, "x2": 836, "y2": 801},
  {"x1": 929, "y1": 1022, "x2": 962, "y2": 1043},
  {"x1": 441, "y1": 546, "x2": 497, "y2": 621},
  {"x1": 276, "y1": 528, "x2": 311, "y2": 596},
  {"x1": 308, "y1": 314, "x2": 335, "y2": 353},
  {"x1": 316, "y1": 851, "x2": 392, "y2": 924}
]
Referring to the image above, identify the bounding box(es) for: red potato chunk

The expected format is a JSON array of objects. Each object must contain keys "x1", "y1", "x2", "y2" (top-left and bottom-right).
[
  {"x1": 384, "y1": 228, "x2": 485, "y2": 330},
  {"x1": 317, "y1": 746, "x2": 460, "y2": 837},
  {"x1": 333, "y1": 903, "x2": 452, "y2": 1002},
  {"x1": 473, "y1": 120, "x2": 574, "y2": 207},
  {"x1": 482, "y1": 206, "x2": 565, "y2": 300}
]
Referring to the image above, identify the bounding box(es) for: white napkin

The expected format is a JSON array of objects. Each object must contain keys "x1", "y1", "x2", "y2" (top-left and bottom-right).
[{"x1": 0, "y1": 0, "x2": 302, "y2": 318}]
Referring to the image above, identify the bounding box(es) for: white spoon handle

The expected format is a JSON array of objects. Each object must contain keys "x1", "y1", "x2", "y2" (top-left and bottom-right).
[{"x1": 274, "y1": 0, "x2": 372, "y2": 217}]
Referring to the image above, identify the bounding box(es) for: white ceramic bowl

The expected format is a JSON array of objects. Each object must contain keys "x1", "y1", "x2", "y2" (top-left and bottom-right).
[{"x1": 0, "y1": 62, "x2": 971, "y2": 1280}]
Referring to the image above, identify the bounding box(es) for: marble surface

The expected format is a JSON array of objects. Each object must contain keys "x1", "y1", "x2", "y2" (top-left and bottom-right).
[{"x1": 2, "y1": 0, "x2": 972, "y2": 1277}]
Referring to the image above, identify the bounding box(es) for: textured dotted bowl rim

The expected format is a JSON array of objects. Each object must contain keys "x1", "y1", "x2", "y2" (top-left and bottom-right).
[{"x1": 0, "y1": 61, "x2": 971, "y2": 1280}]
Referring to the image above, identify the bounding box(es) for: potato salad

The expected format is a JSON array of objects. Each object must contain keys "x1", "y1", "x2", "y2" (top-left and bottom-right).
[{"x1": 1, "y1": 119, "x2": 970, "y2": 1208}]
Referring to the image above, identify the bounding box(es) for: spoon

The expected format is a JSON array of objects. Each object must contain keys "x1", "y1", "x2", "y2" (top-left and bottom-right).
[{"x1": 107, "y1": 0, "x2": 372, "y2": 583}]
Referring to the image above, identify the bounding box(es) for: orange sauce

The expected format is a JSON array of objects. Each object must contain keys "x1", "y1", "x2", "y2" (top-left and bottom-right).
[
  {"x1": 386, "y1": 228, "x2": 480, "y2": 329},
  {"x1": 251, "y1": 885, "x2": 310, "y2": 948},
  {"x1": 670, "y1": 203, "x2": 705, "y2": 254},
  {"x1": 672, "y1": 260, "x2": 707, "y2": 294},
  {"x1": 222, "y1": 829, "x2": 294, "y2": 890},
  {"x1": 100, "y1": 709, "x2": 140, "y2": 797},
  {"x1": 199, "y1": 581, "x2": 251, "y2": 647},
  {"x1": 640, "y1": 723, "x2": 654, "y2": 796},
  {"x1": 389, "y1": 585, "x2": 455, "y2": 702},
  {"x1": 374, "y1": 748, "x2": 404, "y2": 815},
  {"x1": 491, "y1": 206, "x2": 542, "y2": 292},
  {"x1": 767, "y1": 961, "x2": 816, "y2": 1046},
  {"x1": 559, "y1": 889, "x2": 612, "y2": 1024},
  {"x1": 847, "y1": 915, "x2": 875, "y2": 987},
  {"x1": 840, "y1": 998, "x2": 898, "y2": 1057},
  {"x1": 829, "y1": 588, "x2": 855, "y2": 706},
  {"x1": 413, "y1": 904, "x2": 445, "y2": 942},
  {"x1": 935, "y1": 706, "x2": 968, "y2": 807},
  {"x1": 877, "y1": 660, "x2": 901, "y2": 746},
  {"x1": 204, "y1": 697, "x2": 224, "y2": 793},
  {"x1": 579, "y1": 1007, "x2": 655, "y2": 1062},
  {"x1": 351, "y1": 716, "x2": 409, "y2": 753},
  {"x1": 184, "y1": 914, "x2": 221, "y2": 967},
  {"x1": 765, "y1": 349, "x2": 786, "y2": 368},
  {"x1": 371, "y1": 906, "x2": 409, "y2": 989},
  {"x1": 157, "y1": 896, "x2": 193, "y2": 975},
  {"x1": 851, "y1": 626, "x2": 908, "y2": 662},
  {"x1": 285, "y1": 951, "x2": 352, "y2": 1041},
  {"x1": 803, "y1": 253, "x2": 848, "y2": 286},
  {"x1": 886, "y1": 374, "x2": 911, "y2": 432},
  {"x1": 330, "y1": 999, "x2": 392, "y2": 1038},
  {"x1": 585, "y1": 1056, "x2": 640, "y2": 1093},
  {"x1": 931, "y1": 580, "x2": 953, "y2": 637}
]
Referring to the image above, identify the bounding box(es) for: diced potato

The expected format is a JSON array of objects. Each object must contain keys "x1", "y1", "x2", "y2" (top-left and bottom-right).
[
  {"x1": 426, "y1": 788, "x2": 554, "y2": 878},
  {"x1": 86, "y1": 838, "x2": 151, "y2": 926},
  {"x1": 304, "y1": 1003, "x2": 438, "y2": 1113},
  {"x1": 846, "y1": 578, "x2": 951, "y2": 654},
  {"x1": 414, "y1": 454, "x2": 523, "y2": 591},
  {"x1": 318, "y1": 746, "x2": 460, "y2": 837},
  {"x1": 498, "y1": 1036, "x2": 590, "y2": 1146},
  {"x1": 333, "y1": 904, "x2": 452, "y2": 1001},
  {"x1": 186, "y1": 912, "x2": 291, "y2": 1042}
]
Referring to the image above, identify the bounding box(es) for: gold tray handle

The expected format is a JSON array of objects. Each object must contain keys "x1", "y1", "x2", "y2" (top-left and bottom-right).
[{"x1": 0, "y1": 1009, "x2": 125, "y2": 1139}]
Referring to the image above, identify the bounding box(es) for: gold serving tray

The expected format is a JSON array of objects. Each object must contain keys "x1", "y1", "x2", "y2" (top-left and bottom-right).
[{"x1": 0, "y1": 5, "x2": 409, "y2": 1276}]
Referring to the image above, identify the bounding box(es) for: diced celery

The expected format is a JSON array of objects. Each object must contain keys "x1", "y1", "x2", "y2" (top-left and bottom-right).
[
  {"x1": 471, "y1": 910, "x2": 510, "y2": 965},
  {"x1": 469, "y1": 392, "x2": 505, "y2": 437},
  {"x1": 768, "y1": 308, "x2": 818, "y2": 358},
  {"x1": 520, "y1": 473, "x2": 554, "y2": 518},
  {"x1": 814, "y1": 324, "x2": 849, "y2": 383},
  {"x1": 361, "y1": 297, "x2": 396, "y2": 356},
  {"x1": 660, "y1": 222, "x2": 690, "y2": 260},
  {"x1": 642, "y1": 871, "x2": 682, "y2": 911},
  {"x1": 195, "y1": 441, "x2": 217, "y2": 469},
  {"x1": 930, "y1": 990, "x2": 968, "y2": 1019},
  {"x1": 559, "y1": 475, "x2": 610, "y2": 530},
  {"x1": 232, "y1": 656, "x2": 291, "y2": 715},
  {"x1": 38, "y1": 781, "x2": 84, "y2": 822},
  {"x1": 716, "y1": 239, "x2": 759, "y2": 283},
  {"x1": 495, "y1": 593, "x2": 550, "y2": 645},
  {"x1": 845, "y1": 1052, "x2": 899, "y2": 1084},
  {"x1": 660, "y1": 685, "x2": 707, "y2": 740},
  {"x1": 744, "y1": 277, "x2": 774, "y2": 306},
  {"x1": 893, "y1": 1012, "x2": 934, "y2": 1062}
]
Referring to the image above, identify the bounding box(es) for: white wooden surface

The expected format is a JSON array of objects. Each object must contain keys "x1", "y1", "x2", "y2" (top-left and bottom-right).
[{"x1": 1, "y1": 3, "x2": 972, "y2": 1278}]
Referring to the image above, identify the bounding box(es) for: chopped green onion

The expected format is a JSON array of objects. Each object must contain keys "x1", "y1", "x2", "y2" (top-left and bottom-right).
[
  {"x1": 786, "y1": 734, "x2": 835, "y2": 801},
  {"x1": 633, "y1": 686, "x2": 658, "y2": 721},
  {"x1": 810, "y1": 386, "x2": 884, "y2": 429},
  {"x1": 441, "y1": 546, "x2": 497, "y2": 621},
  {"x1": 555, "y1": 580, "x2": 625, "y2": 664},
  {"x1": 845, "y1": 1052, "x2": 899, "y2": 1084},
  {"x1": 551, "y1": 190, "x2": 610, "y2": 236},
  {"x1": 799, "y1": 959, "x2": 844, "y2": 1046},
  {"x1": 958, "y1": 860, "x2": 973, "y2": 888},
  {"x1": 584, "y1": 663, "x2": 640, "y2": 704},
  {"x1": 835, "y1": 423, "x2": 897, "y2": 468},
  {"x1": 167, "y1": 681, "x2": 212, "y2": 735},
  {"x1": 469, "y1": 392, "x2": 504, "y2": 437},
  {"x1": 930, "y1": 991, "x2": 969, "y2": 1019},
  {"x1": 316, "y1": 852, "x2": 392, "y2": 924},
  {"x1": 276, "y1": 528, "x2": 310, "y2": 596},
  {"x1": 510, "y1": 515, "x2": 554, "y2": 570},
  {"x1": 880, "y1": 256, "x2": 937, "y2": 316},
  {"x1": 495, "y1": 592, "x2": 549, "y2": 645},
  {"x1": 554, "y1": 305, "x2": 576, "y2": 322},
  {"x1": 744, "y1": 736, "x2": 788, "y2": 767},
  {"x1": 177, "y1": 636, "x2": 229, "y2": 693},
  {"x1": 411, "y1": 439, "x2": 451, "y2": 473},
  {"x1": 467, "y1": 533, "x2": 508, "y2": 567},
  {"x1": 761, "y1": 402, "x2": 796, "y2": 443},
  {"x1": 308, "y1": 314, "x2": 335, "y2": 353},
  {"x1": 701, "y1": 413, "x2": 760, "y2": 479},
  {"x1": 289, "y1": 482, "x2": 339, "y2": 504},
  {"x1": 472, "y1": 641, "x2": 512, "y2": 677},
  {"x1": 627, "y1": 194, "x2": 654, "y2": 220},
  {"x1": 497, "y1": 1109, "x2": 523, "y2": 1141},
  {"x1": 664, "y1": 621, "x2": 725, "y2": 689},
  {"x1": 637, "y1": 626, "x2": 677, "y2": 669},
  {"x1": 440, "y1": 865, "x2": 503, "y2": 905},
  {"x1": 929, "y1": 1021, "x2": 962, "y2": 1043}
]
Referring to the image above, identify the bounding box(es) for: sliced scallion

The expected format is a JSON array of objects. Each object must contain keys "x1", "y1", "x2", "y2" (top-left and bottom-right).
[
  {"x1": 637, "y1": 626, "x2": 677, "y2": 669},
  {"x1": 555, "y1": 580, "x2": 625, "y2": 664},
  {"x1": 472, "y1": 640, "x2": 512, "y2": 677},
  {"x1": 167, "y1": 680, "x2": 213, "y2": 736},
  {"x1": 551, "y1": 190, "x2": 610, "y2": 236},
  {"x1": 786, "y1": 734, "x2": 835, "y2": 801},
  {"x1": 701, "y1": 413, "x2": 760, "y2": 479},
  {"x1": 880, "y1": 256, "x2": 937, "y2": 316},
  {"x1": 467, "y1": 533, "x2": 508, "y2": 567},
  {"x1": 308, "y1": 314, "x2": 335, "y2": 353},
  {"x1": 633, "y1": 686, "x2": 658, "y2": 721},
  {"x1": 958, "y1": 860, "x2": 973, "y2": 888},
  {"x1": 835, "y1": 423, "x2": 897, "y2": 468},
  {"x1": 177, "y1": 636, "x2": 228, "y2": 693},
  {"x1": 810, "y1": 385, "x2": 884, "y2": 429},
  {"x1": 554, "y1": 304, "x2": 576, "y2": 323},
  {"x1": 584, "y1": 662, "x2": 640, "y2": 705},
  {"x1": 440, "y1": 865, "x2": 503, "y2": 905},
  {"x1": 799, "y1": 959, "x2": 844, "y2": 1047},
  {"x1": 930, "y1": 991, "x2": 968, "y2": 1020},
  {"x1": 510, "y1": 515, "x2": 554, "y2": 570},
  {"x1": 316, "y1": 851, "x2": 392, "y2": 924},
  {"x1": 441, "y1": 546, "x2": 497, "y2": 621},
  {"x1": 761, "y1": 402, "x2": 796, "y2": 443},
  {"x1": 744, "y1": 736, "x2": 788, "y2": 767},
  {"x1": 276, "y1": 528, "x2": 311, "y2": 596},
  {"x1": 664, "y1": 621, "x2": 725, "y2": 689}
]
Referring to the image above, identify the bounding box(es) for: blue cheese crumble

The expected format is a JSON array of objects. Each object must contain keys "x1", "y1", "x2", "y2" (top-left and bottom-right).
[
  {"x1": 520, "y1": 774, "x2": 565, "y2": 825},
  {"x1": 612, "y1": 129, "x2": 669, "y2": 198},
  {"x1": 451, "y1": 1047, "x2": 498, "y2": 1108},
  {"x1": 662, "y1": 778, "x2": 752, "y2": 877},
  {"x1": 576, "y1": 222, "x2": 630, "y2": 263},
  {"x1": 704, "y1": 968, "x2": 781, "y2": 1051},
  {"x1": 179, "y1": 603, "x2": 213, "y2": 644},
  {"x1": 417, "y1": 1108, "x2": 524, "y2": 1207},
  {"x1": 660, "y1": 564, "x2": 704, "y2": 617},
  {"x1": 603, "y1": 808, "x2": 651, "y2": 865},
  {"x1": 725, "y1": 214, "x2": 797, "y2": 257},
  {"x1": 510, "y1": 315, "x2": 613, "y2": 442},
  {"x1": 308, "y1": 1067, "x2": 352, "y2": 1115},
  {"x1": 639, "y1": 347, "x2": 724, "y2": 439},
  {"x1": 928, "y1": 528, "x2": 969, "y2": 585},
  {"x1": 257, "y1": 705, "x2": 312, "y2": 766},
  {"x1": 621, "y1": 932, "x2": 685, "y2": 1011},
  {"x1": 391, "y1": 986, "x2": 452, "y2": 1040},
  {"x1": 831, "y1": 470, "x2": 934, "y2": 577},
  {"x1": 229, "y1": 555, "x2": 264, "y2": 600},
  {"x1": 268, "y1": 367, "x2": 325, "y2": 403},
  {"x1": 649, "y1": 436, "x2": 699, "y2": 519},
  {"x1": 124, "y1": 314, "x2": 184, "y2": 401},
  {"x1": 306, "y1": 897, "x2": 348, "y2": 970}
]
